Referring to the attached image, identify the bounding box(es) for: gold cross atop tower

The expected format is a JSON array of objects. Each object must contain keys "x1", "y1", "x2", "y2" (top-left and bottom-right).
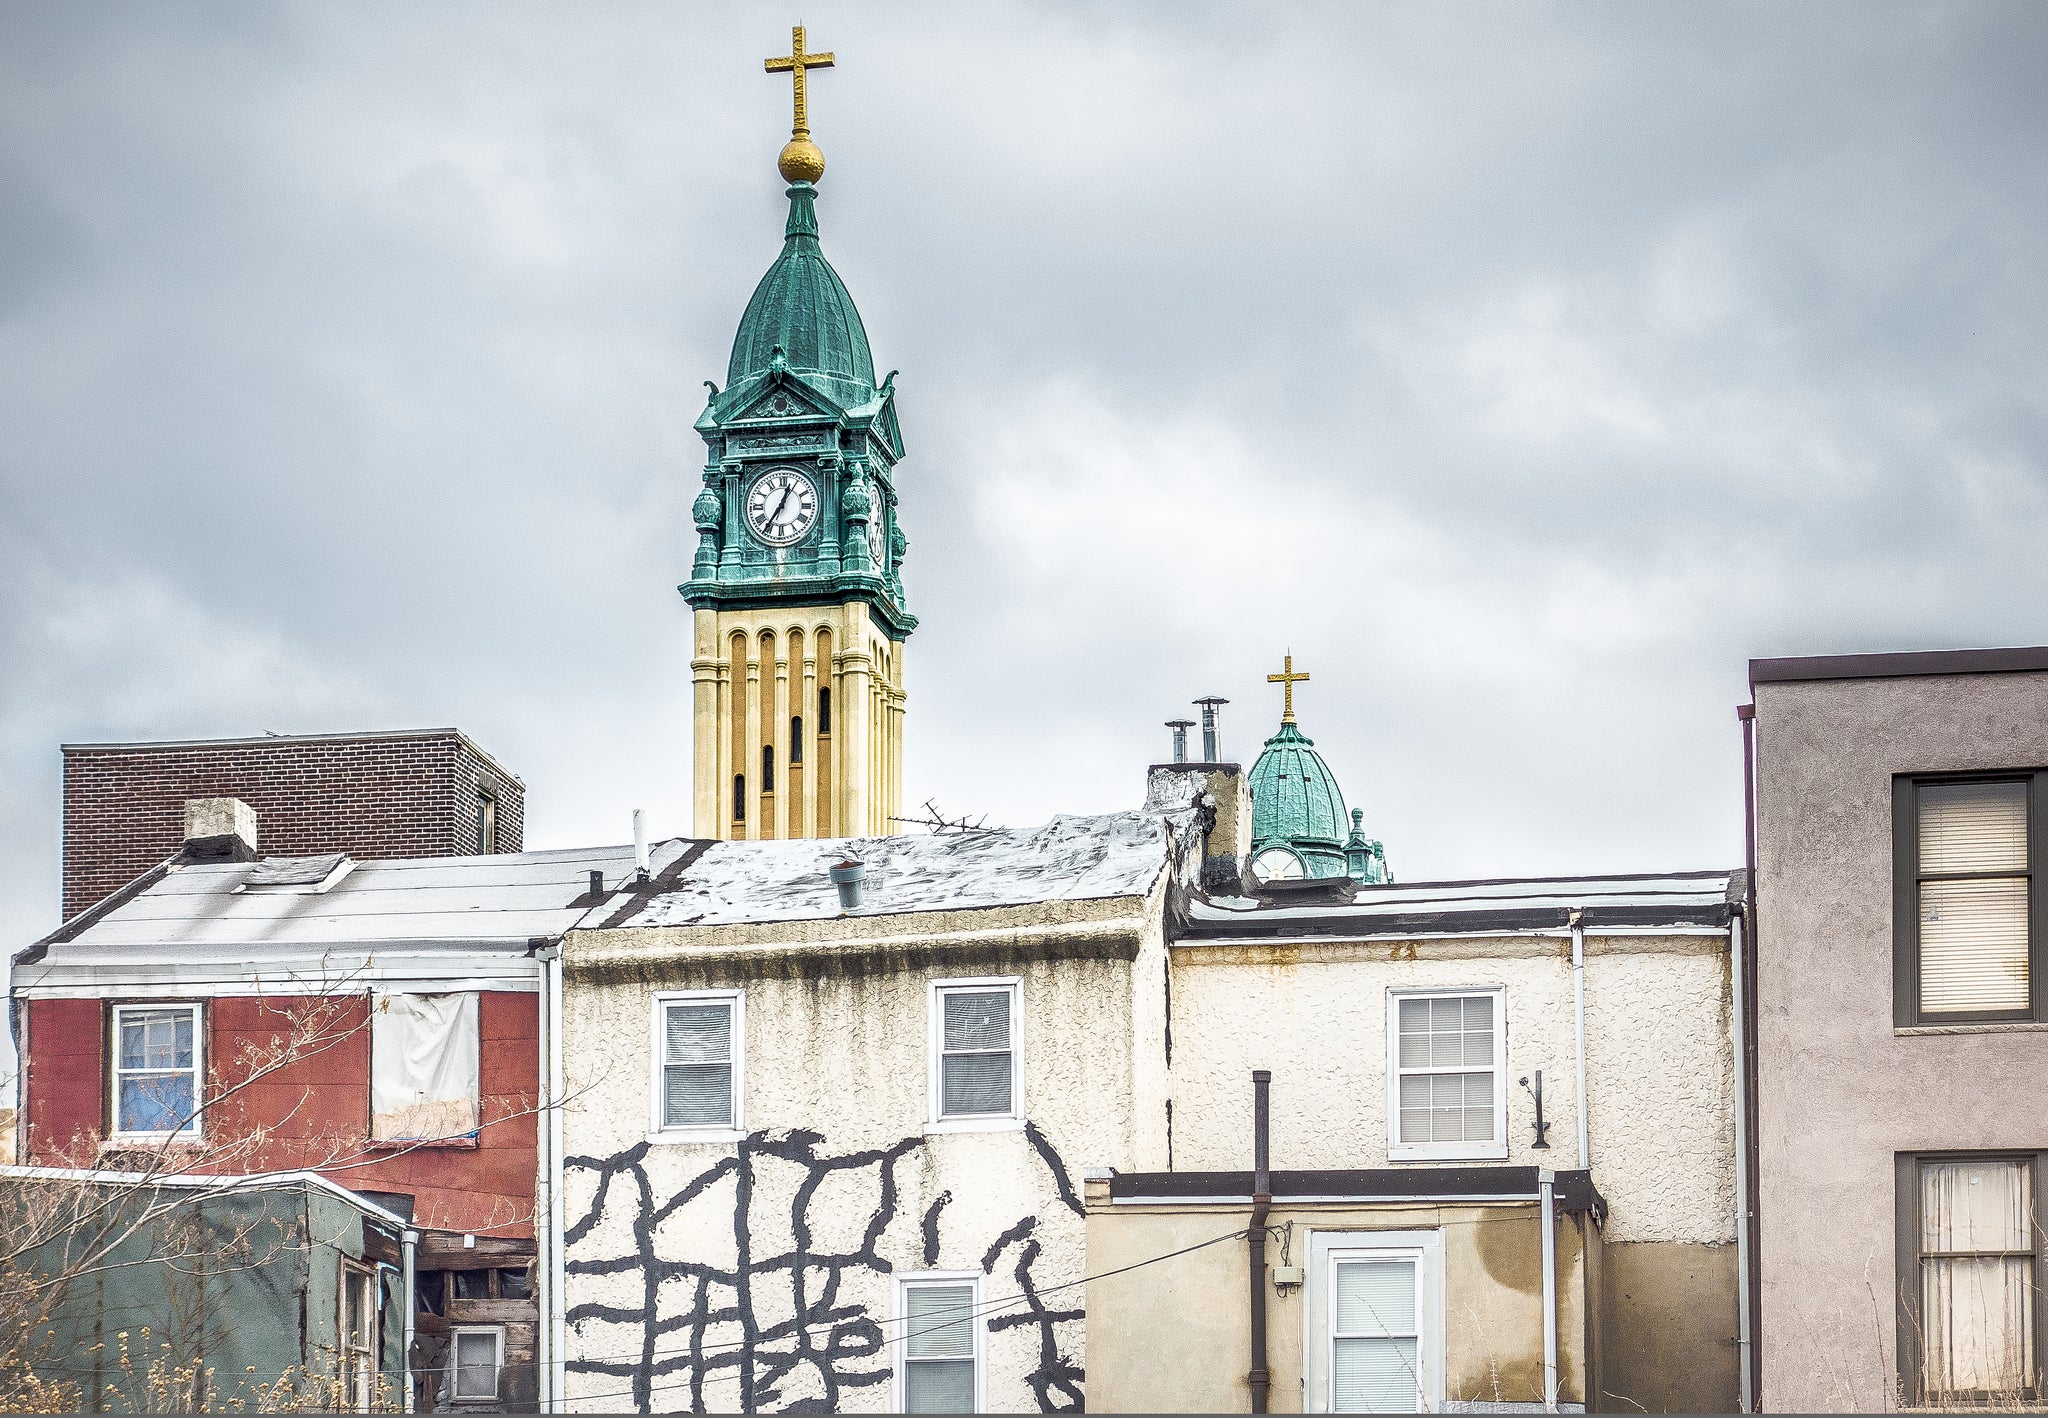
[
  {"x1": 1268, "y1": 652, "x2": 1310, "y2": 724},
  {"x1": 765, "y1": 25, "x2": 835, "y2": 182}
]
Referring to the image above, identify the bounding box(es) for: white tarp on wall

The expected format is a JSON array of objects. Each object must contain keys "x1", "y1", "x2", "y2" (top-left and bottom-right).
[{"x1": 370, "y1": 991, "x2": 480, "y2": 1140}]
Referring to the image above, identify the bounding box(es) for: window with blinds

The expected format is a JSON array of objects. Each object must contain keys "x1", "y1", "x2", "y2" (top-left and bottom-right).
[
  {"x1": 898, "y1": 1278, "x2": 980, "y2": 1413},
  {"x1": 653, "y1": 992, "x2": 742, "y2": 1134},
  {"x1": 1388, "y1": 990, "x2": 1507, "y2": 1160},
  {"x1": 1901, "y1": 1154, "x2": 2045, "y2": 1404},
  {"x1": 1308, "y1": 1232, "x2": 1442, "y2": 1413},
  {"x1": 930, "y1": 980, "x2": 1020, "y2": 1124},
  {"x1": 1899, "y1": 775, "x2": 2040, "y2": 1024}
]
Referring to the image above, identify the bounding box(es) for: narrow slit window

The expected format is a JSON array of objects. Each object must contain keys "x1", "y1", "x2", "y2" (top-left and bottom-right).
[
  {"x1": 733, "y1": 774, "x2": 746, "y2": 822},
  {"x1": 762, "y1": 745, "x2": 776, "y2": 794},
  {"x1": 818, "y1": 687, "x2": 832, "y2": 736},
  {"x1": 790, "y1": 717, "x2": 804, "y2": 764}
]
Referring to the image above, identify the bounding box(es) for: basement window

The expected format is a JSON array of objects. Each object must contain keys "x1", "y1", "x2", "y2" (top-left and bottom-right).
[{"x1": 449, "y1": 1325, "x2": 504, "y2": 1404}]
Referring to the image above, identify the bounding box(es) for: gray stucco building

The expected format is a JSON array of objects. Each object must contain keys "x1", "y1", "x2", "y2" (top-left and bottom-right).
[{"x1": 1750, "y1": 646, "x2": 2048, "y2": 1411}]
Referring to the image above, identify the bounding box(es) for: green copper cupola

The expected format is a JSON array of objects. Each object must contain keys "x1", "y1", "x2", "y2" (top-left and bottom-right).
[{"x1": 1245, "y1": 656, "x2": 1391, "y2": 885}]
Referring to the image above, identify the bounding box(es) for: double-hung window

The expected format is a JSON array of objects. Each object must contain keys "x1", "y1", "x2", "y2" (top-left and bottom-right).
[
  {"x1": 1306, "y1": 1230, "x2": 1444, "y2": 1413},
  {"x1": 896, "y1": 1274, "x2": 982, "y2": 1413},
  {"x1": 929, "y1": 979, "x2": 1021, "y2": 1127},
  {"x1": 1895, "y1": 773, "x2": 2046, "y2": 1025},
  {"x1": 651, "y1": 991, "x2": 743, "y2": 1138},
  {"x1": 1387, "y1": 988, "x2": 1506, "y2": 1161},
  {"x1": 1898, "y1": 1153, "x2": 2046, "y2": 1404},
  {"x1": 110, "y1": 1003, "x2": 203, "y2": 1139},
  {"x1": 340, "y1": 1262, "x2": 379, "y2": 1412}
]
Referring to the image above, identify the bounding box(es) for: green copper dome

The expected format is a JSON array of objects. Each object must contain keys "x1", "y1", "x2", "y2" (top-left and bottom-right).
[
  {"x1": 1249, "y1": 719, "x2": 1352, "y2": 879},
  {"x1": 726, "y1": 182, "x2": 876, "y2": 395}
]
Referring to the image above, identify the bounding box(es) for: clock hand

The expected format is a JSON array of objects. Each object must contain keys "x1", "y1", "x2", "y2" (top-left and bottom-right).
[{"x1": 768, "y1": 486, "x2": 793, "y2": 523}]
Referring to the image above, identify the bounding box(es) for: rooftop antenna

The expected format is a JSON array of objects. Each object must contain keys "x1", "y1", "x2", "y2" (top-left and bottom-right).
[
  {"x1": 1166, "y1": 718, "x2": 1196, "y2": 765},
  {"x1": 1194, "y1": 697, "x2": 1229, "y2": 763}
]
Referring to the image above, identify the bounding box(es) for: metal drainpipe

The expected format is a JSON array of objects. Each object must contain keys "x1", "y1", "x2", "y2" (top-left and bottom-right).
[
  {"x1": 1570, "y1": 911, "x2": 1589, "y2": 1171},
  {"x1": 1738, "y1": 700, "x2": 1761, "y2": 1413},
  {"x1": 401, "y1": 1229, "x2": 419, "y2": 1415},
  {"x1": 1539, "y1": 1169, "x2": 1558, "y2": 1413},
  {"x1": 1249, "y1": 1069, "x2": 1272, "y2": 1414},
  {"x1": 1730, "y1": 909, "x2": 1755, "y2": 1414},
  {"x1": 534, "y1": 945, "x2": 555, "y2": 1414},
  {"x1": 545, "y1": 945, "x2": 568, "y2": 1414}
]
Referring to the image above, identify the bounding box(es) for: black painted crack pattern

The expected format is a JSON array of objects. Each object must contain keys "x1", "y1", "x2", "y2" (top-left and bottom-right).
[{"x1": 564, "y1": 1127, "x2": 1086, "y2": 1413}]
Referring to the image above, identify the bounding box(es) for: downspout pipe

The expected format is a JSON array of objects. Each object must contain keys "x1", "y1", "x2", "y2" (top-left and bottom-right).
[
  {"x1": 1249, "y1": 1069, "x2": 1272, "y2": 1414},
  {"x1": 1731, "y1": 908, "x2": 1755, "y2": 1414},
  {"x1": 534, "y1": 944, "x2": 555, "y2": 1413},
  {"x1": 1569, "y1": 910, "x2": 1589, "y2": 1172},
  {"x1": 1738, "y1": 700, "x2": 1761, "y2": 1411},
  {"x1": 542, "y1": 943, "x2": 567, "y2": 1414},
  {"x1": 1539, "y1": 1169, "x2": 1559, "y2": 1413},
  {"x1": 401, "y1": 1228, "x2": 419, "y2": 1415}
]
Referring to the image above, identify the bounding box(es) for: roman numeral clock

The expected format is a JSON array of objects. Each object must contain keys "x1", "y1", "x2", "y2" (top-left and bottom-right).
[{"x1": 680, "y1": 27, "x2": 914, "y2": 844}]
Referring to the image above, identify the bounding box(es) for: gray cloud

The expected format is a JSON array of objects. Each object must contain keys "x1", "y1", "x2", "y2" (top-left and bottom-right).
[{"x1": 4, "y1": 0, "x2": 2046, "y2": 976}]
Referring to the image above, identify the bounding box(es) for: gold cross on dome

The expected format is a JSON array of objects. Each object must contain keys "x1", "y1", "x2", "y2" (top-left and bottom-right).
[
  {"x1": 765, "y1": 25, "x2": 835, "y2": 138},
  {"x1": 1267, "y1": 653, "x2": 1309, "y2": 724}
]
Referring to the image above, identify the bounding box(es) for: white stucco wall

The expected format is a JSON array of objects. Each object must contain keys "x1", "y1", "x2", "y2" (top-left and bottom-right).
[
  {"x1": 1164, "y1": 932, "x2": 1735, "y2": 1245},
  {"x1": 557, "y1": 894, "x2": 1164, "y2": 1414}
]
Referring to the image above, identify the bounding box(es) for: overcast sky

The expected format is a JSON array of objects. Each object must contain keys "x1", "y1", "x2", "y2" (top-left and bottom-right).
[{"x1": 4, "y1": 2, "x2": 2046, "y2": 952}]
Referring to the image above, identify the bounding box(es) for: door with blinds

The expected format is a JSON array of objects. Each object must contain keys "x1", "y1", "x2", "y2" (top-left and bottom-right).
[{"x1": 1305, "y1": 1231, "x2": 1444, "y2": 1413}]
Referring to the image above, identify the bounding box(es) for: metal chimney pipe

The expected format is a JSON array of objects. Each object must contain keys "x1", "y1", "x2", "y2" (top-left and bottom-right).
[
  {"x1": 1195, "y1": 697, "x2": 1229, "y2": 763},
  {"x1": 633, "y1": 809, "x2": 649, "y2": 883},
  {"x1": 830, "y1": 859, "x2": 867, "y2": 910},
  {"x1": 1166, "y1": 719, "x2": 1195, "y2": 765},
  {"x1": 1249, "y1": 1068, "x2": 1272, "y2": 1413}
]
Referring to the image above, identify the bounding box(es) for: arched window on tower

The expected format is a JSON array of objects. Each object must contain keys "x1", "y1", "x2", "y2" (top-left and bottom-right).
[
  {"x1": 819, "y1": 687, "x2": 832, "y2": 736},
  {"x1": 761, "y1": 745, "x2": 776, "y2": 794},
  {"x1": 790, "y1": 718, "x2": 804, "y2": 764},
  {"x1": 733, "y1": 774, "x2": 746, "y2": 822}
]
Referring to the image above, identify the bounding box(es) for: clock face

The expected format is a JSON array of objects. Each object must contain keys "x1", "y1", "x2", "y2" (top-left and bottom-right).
[
  {"x1": 1251, "y1": 847, "x2": 1304, "y2": 884},
  {"x1": 746, "y1": 468, "x2": 818, "y2": 546},
  {"x1": 868, "y1": 508, "x2": 886, "y2": 567}
]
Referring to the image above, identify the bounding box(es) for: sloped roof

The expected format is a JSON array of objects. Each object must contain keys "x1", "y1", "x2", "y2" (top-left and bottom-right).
[
  {"x1": 14, "y1": 844, "x2": 640, "y2": 989},
  {"x1": 594, "y1": 805, "x2": 1196, "y2": 932}
]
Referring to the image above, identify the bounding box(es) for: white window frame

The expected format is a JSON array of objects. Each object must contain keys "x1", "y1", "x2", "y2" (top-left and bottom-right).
[
  {"x1": 109, "y1": 1001, "x2": 205, "y2": 1141},
  {"x1": 648, "y1": 990, "x2": 745, "y2": 1144},
  {"x1": 447, "y1": 1323, "x2": 505, "y2": 1405},
  {"x1": 1302, "y1": 1229, "x2": 1445, "y2": 1414},
  {"x1": 926, "y1": 977, "x2": 1023, "y2": 1133},
  {"x1": 339, "y1": 1259, "x2": 380, "y2": 1413},
  {"x1": 893, "y1": 1271, "x2": 985, "y2": 1414},
  {"x1": 1386, "y1": 986, "x2": 1509, "y2": 1162}
]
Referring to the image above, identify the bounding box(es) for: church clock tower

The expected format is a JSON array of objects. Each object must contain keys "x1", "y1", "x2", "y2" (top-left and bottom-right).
[{"x1": 683, "y1": 28, "x2": 913, "y2": 841}]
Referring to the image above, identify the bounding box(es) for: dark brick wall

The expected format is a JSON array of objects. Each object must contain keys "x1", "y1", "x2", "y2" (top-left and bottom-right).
[{"x1": 61, "y1": 731, "x2": 525, "y2": 918}]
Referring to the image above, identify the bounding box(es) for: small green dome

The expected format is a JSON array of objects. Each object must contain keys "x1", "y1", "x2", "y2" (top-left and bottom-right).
[
  {"x1": 727, "y1": 182, "x2": 876, "y2": 393},
  {"x1": 1249, "y1": 719, "x2": 1351, "y2": 879}
]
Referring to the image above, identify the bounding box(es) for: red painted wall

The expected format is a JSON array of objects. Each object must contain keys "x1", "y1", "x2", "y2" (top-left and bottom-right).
[{"x1": 22, "y1": 991, "x2": 538, "y2": 1237}]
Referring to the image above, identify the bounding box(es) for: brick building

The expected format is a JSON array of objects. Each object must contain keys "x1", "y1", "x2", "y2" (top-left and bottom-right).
[{"x1": 60, "y1": 728, "x2": 524, "y2": 918}]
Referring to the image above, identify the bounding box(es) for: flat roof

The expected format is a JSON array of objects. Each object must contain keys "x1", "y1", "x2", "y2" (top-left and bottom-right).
[
  {"x1": 1751, "y1": 646, "x2": 2048, "y2": 685},
  {"x1": 61, "y1": 726, "x2": 524, "y2": 786}
]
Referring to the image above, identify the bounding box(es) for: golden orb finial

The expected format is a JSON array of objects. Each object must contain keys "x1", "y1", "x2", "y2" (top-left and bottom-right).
[
  {"x1": 778, "y1": 136, "x2": 826, "y2": 183},
  {"x1": 765, "y1": 26, "x2": 835, "y2": 184}
]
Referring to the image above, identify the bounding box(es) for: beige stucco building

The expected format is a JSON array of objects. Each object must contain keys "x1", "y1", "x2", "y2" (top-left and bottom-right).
[
  {"x1": 1751, "y1": 647, "x2": 2048, "y2": 1411},
  {"x1": 1081, "y1": 866, "x2": 1744, "y2": 1414}
]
